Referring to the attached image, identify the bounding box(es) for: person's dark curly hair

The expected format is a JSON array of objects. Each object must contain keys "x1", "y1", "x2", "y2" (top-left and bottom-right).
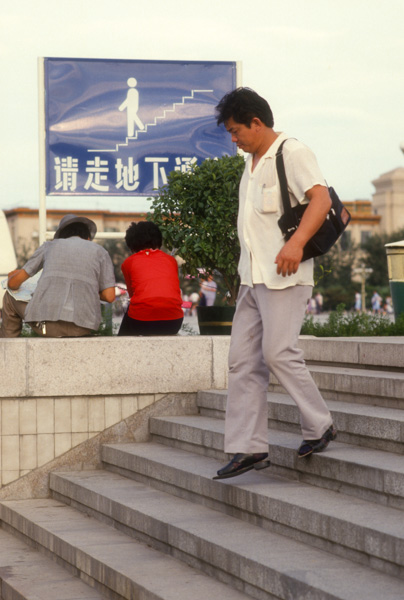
[
  {"x1": 125, "y1": 221, "x2": 163, "y2": 253},
  {"x1": 216, "y1": 87, "x2": 274, "y2": 128},
  {"x1": 58, "y1": 222, "x2": 91, "y2": 240}
]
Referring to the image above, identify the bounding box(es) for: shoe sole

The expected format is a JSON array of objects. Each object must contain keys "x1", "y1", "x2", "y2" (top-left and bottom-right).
[{"x1": 213, "y1": 458, "x2": 271, "y2": 480}]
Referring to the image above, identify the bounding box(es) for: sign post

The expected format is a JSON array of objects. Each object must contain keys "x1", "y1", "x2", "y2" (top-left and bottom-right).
[{"x1": 38, "y1": 58, "x2": 47, "y2": 244}]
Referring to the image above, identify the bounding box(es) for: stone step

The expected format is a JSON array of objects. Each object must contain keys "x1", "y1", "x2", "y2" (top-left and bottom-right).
[
  {"x1": 48, "y1": 469, "x2": 404, "y2": 600},
  {"x1": 0, "y1": 499, "x2": 252, "y2": 600},
  {"x1": 0, "y1": 527, "x2": 105, "y2": 600},
  {"x1": 197, "y1": 390, "x2": 404, "y2": 454},
  {"x1": 100, "y1": 441, "x2": 404, "y2": 579},
  {"x1": 298, "y1": 337, "x2": 404, "y2": 371},
  {"x1": 148, "y1": 414, "x2": 404, "y2": 509},
  {"x1": 272, "y1": 364, "x2": 404, "y2": 409}
]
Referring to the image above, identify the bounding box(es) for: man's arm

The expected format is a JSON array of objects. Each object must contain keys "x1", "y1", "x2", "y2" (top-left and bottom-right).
[
  {"x1": 275, "y1": 185, "x2": 332, "y2": 277},
  {"x1": 7, "y1": 269, "x2": 30, "y2": 290},
  {"x1": 99, "y1": 287, "x2": 116, "y2": 303}
]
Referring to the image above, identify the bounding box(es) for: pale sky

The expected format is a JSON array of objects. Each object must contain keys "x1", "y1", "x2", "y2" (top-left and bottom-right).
[{"x1": 0, "y1": 0, "x2": 403, "y2": 213}]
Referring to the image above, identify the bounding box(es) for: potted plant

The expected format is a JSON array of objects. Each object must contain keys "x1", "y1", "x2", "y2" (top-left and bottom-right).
[{"x1": 148, "y1": 154, "x2": 245, "y2": 334}]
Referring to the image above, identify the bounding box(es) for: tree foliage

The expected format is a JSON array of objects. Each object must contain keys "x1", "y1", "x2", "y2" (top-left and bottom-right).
[
  {"x1": 313, "y1": 227, "x2": 404, "y2": 310},
  {"x1": 313, "y1": 240, "x2": 358, "y2": 310},
  {"x1": 148, "y1": 154, "x2": 245, "y2": 304}
]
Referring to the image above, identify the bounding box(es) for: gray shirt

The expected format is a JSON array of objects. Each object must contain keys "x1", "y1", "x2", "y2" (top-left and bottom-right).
[{"x1": 23, "y1": 237, "x2": 116, "y2": 330}]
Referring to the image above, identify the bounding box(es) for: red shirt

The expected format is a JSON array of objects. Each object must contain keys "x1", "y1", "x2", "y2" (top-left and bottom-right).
[{"x1": 121, "y1": 249, "x2": 183, "y2": 321}]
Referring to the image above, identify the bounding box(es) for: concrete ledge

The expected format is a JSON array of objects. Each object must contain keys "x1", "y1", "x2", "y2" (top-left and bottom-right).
[
  {"x1": 0, "y1": 340, "x2": 28, "y2": 397},
  {"x1": 1, "y1": 336, "x2": 230, "y2": 398},
  {"x1": 298, "y1": 336, "x2": 404, "y2": 369},
  {"x1": 1, "y1": 335, "x2": 403, "y2": 402}
]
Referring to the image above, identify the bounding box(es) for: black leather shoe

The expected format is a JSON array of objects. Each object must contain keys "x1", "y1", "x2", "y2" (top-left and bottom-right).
[
  {"x1": 213, "y1": 452, "x2": 270, "y2": 480},
  {"x1": 297, "y1": 425, "x2": 337, "y2": 458}
]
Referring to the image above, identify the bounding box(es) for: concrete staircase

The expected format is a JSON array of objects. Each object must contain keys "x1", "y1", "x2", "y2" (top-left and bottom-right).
[{"x1": 1, "y1": 342, "x2": 404, "y2": 599}]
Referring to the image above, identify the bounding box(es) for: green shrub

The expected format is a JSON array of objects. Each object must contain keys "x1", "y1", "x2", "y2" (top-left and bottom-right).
[
  {"x1": 301, "y1": 304, "x2": 404, "y2": 337},
  {"x1": 148, "y1": 154, "x2": 244, "y2": 305}
]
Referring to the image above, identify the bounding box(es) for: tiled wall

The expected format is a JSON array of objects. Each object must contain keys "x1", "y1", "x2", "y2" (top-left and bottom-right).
[
  {"x1": 0, "y1": 394, "x2": 162, "y2": 487},
  {"x1": 0, "y1": 335, "x2": 232, "y2": 490}
]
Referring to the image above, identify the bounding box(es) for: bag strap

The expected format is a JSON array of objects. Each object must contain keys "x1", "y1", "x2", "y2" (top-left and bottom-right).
[{"x1": 275, "y1": 139, "x2": 294, "y2": 219}]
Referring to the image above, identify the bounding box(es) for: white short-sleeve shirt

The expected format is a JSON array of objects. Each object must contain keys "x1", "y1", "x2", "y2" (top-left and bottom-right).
[{"x1": 237, "y1": 132, "x2": 326, "y2": 289}]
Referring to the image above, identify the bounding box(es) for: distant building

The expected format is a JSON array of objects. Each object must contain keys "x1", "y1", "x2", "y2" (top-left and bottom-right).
[
  {"x1": 371, "y1": 167, "x2": 404, "y2": 236},
  {"x1": 341, "y1": 165, "x2": 404, "y2": 249},
  {"x1": 342, "y1": 200, "x2": 381, "y2": 248}
]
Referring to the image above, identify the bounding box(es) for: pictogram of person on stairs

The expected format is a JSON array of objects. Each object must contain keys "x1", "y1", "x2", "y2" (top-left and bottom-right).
[{"x1": 119, "y1": 77, "x2": 144, "y2": 137}]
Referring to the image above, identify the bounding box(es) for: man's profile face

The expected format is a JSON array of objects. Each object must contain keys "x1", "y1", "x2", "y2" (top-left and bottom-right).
[{"x1": 225, "y1": 117, "x2": 259, "y2": 154}]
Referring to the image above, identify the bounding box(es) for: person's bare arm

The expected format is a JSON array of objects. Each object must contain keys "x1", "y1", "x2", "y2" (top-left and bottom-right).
[
  {"x1": 7, "y1": 269, "x2": 30, "y2": 290},
  {"x1": 275, "y1": 185, "x2": 332, "y2": 277},
  {"x1": 99, "y1": 286, "x2": 116, "y2": 303}
]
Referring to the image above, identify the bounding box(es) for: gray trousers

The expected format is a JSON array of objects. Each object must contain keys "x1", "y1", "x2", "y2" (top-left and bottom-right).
[
  {"x1": 0, "y1": 291, "x2": 92, "y2": 338},
  {"x1": 225, "y1": 284, "x2": 333, "y2": 454}
]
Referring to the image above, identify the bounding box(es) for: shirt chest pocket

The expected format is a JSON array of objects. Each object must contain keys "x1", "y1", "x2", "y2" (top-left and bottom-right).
[{"x1": 253, "y1": 184, "x2": 279, "y2": 214}]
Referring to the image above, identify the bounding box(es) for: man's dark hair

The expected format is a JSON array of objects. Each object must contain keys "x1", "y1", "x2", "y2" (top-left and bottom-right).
[
  {"x1": 216, "y1": 87, "x2": 274, "y2": 128},
  {"x1": 58, "y1": 222, "x2": 91, "y2": 240},
  {"x1": 125, "y1": 221, "x2": 163, "y2": 253}
]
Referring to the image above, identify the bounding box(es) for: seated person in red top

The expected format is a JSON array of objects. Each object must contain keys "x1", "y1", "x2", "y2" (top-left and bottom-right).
[{"x1": 118, "y1": 221, "x2": 183, "y2": 336}]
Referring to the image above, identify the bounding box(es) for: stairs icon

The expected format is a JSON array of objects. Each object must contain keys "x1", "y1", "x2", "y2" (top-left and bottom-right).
[{"x1": 89, "y1": 88, "x2": 214, "y2": 153}]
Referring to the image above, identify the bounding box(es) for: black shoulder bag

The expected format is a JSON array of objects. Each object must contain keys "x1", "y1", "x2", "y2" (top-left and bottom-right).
[{"x1": 276, "y1": 139, "x2": 351, "y2": 262}]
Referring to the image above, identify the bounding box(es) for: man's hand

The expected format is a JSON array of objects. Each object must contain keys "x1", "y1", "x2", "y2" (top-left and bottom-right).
[
  {"x1": 99, "y1": 286, "x2": 116, "y2": 303},
  {"x1": 7, "y1": 269, "x2": 30, "y2": 290},
  {"x1": 275, "y1": 238, "x2": 304, "y2": 277}
]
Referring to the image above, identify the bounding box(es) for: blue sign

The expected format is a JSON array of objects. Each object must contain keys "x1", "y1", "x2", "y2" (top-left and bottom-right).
[{"x1": 44, "y1": 58, "x2": 237, "y2": 196}]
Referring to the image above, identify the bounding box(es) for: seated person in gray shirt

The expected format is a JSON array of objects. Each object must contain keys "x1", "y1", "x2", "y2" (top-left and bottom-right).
[{"x1": 0, "y1": 214, "x2": 116, "y2": 338}]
